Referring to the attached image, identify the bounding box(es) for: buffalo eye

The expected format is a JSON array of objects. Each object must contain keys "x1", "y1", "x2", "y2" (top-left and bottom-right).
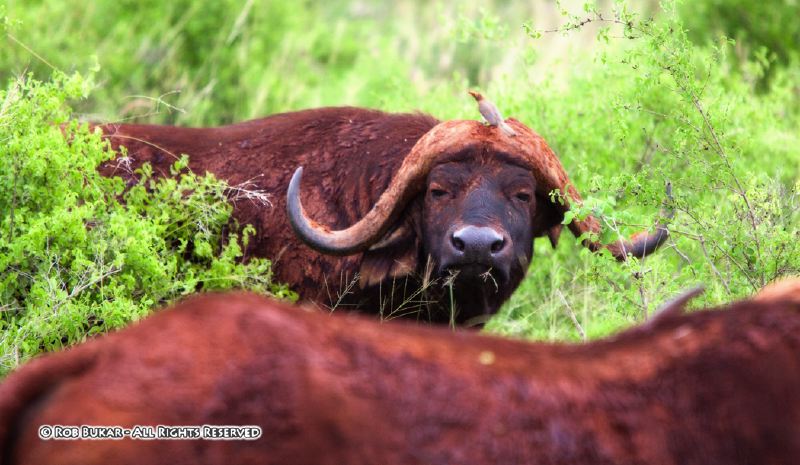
[
  {"x1": 430, "y1": 187, "x2": 449, "y2": 199},
  {"x1": 514, "y1": 191, "x2": 532, "y2": 203}
]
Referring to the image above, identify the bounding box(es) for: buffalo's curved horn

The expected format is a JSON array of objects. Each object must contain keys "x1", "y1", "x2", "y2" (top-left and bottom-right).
[
  {"x1": 574, "y1": 182, "x2": 673, "y2": 260},
  {"x1": 287, "y1": 121, "x2": 481, "y2": 255}
]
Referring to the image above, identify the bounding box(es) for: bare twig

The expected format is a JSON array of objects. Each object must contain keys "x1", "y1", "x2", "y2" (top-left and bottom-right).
[
  {"x1": 666, "y1": 238, "x2": 696, "y2": 277},
  {"x1": 6, "y1": 33, "x2": 57, "y2": 71},
  {"x1": 100, "y1": 132, "x2": 181, "y2": 161},
  {"x1": 225, "y1": 176, "x2": 272, "y2": 208},
  {"x1": 697, "y1": 235, "x2": 732, "y2": 293},
  {"x1": 121, "y1": 91, "x2": 186, "y2": 114},
  {"x1": 634, "y1": 271, "x2": 649, "y2": 319},
  {"x1": 556, "y1": 290, "x2": 586, "y2": 341},
  {"x1": 538, "y1": 13, "x2": 641, "y2": 38}
]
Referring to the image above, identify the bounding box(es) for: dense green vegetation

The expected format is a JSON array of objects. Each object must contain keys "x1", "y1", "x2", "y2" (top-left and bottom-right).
[
  {"x1": 1, "y1": 0, "x2": 798, "y2": 371},
  {"x1": 0, "y1": 71, "x2": 295, "y2": 374}
]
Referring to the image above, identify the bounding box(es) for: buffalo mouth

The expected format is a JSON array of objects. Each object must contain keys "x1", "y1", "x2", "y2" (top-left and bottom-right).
[
  {"x1": 439, "y1": 262, "x2": 509, "y2": 290},
  {"x1": 435, "y1": 262, "x2": 510, "y2": 326}
]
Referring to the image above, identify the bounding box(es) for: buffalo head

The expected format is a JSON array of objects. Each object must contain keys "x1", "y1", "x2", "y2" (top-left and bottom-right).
[{"x1": 287, "y1": 119, "x2": 670, "y2": 324}]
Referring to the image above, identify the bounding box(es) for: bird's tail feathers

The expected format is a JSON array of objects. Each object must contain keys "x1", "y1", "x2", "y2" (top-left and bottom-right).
[{"x1": 499, "y1": 120, "x2": 517, "y2": 137}]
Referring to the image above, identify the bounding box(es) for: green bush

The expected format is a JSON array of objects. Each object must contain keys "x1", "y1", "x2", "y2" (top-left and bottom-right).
[{"x1": 0, "y1": 72, "x2": 294, "y2": 375}]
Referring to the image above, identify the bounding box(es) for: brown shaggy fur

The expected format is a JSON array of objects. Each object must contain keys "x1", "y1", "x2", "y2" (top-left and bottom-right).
[
  {"x1": 98, "y1": 108, "x2": 438, "y2": 312},
  {"x1": 2, "y1": 287, "x2": 799, "y2": 465}
]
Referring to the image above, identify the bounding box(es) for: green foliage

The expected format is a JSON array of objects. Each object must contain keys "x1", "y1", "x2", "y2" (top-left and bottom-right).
[
  {"x1": 487, "y1": 0, "x2": 799, "y2": 340},
  {"x1": 0, "y1": 1, "x2": 543, "y2": 125},
  {"x1": 0, "y1": 72, "x2": 294, "y2": 375},
  {"x1": 0, "y1": 0, "x2": 798, "y2": 350},
  {"x1": 677, "y1": 0, "x2": 800, "y2": 87}
]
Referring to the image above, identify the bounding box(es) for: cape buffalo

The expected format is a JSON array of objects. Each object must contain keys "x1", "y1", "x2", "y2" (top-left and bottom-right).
[
  {"x1": 1, "y1": 280, "x2": 798, "y2": 465},
  {"x1": 96, "y1": 107, "x2": 670, "y2": 324}
]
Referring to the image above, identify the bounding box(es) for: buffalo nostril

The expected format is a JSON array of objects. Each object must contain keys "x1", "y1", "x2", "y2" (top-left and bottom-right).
[
  {"x1": 452, "y1": 235, "x2": 466, "y2": 252},
  {"x1": 490, "y1": 237, "x2": 505, "y2": 254}
]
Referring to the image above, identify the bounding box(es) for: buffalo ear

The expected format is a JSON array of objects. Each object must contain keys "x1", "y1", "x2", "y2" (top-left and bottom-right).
[
  {"x1": 359, "y1": 221, "x2": 419, "y2": 289},
  {"x1": 546, "y1": 224, "x2": 563, "y2": 248},
  {"x1": 533, "y1": 193, "x2": 565, "y2": 249}
]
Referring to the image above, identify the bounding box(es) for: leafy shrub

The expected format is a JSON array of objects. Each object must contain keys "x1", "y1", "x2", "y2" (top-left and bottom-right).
[
  {"x1": 485, "y1": 1, "x2": 799, "y2": 339},
  {"x1": 0, "y1": 72, "x2": 294, "y2": 375}
]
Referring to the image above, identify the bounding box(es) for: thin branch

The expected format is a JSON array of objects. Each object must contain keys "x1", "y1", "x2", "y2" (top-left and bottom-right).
[
  {"x1": 634, "y1": 271, "x2": 649, "y2": 319},
  {"x1": 556, "y1": 290, "x2": 586, "y2": 342},
  {"x1": 121, "y1": 91, "x2": 186, "y2": 114},
  {"x1": 665, "y1": 238, "x2": 695, "y2": 275},
  {"x1": 100, "y1": 133, "x2": 181, "y2": 161},
  {"x1": 6, "y1": 33, "x2": 58, "y2": 71},
  {"x1": 697, "y1": 235, "x2": 732, "y2": 294},
  {"x1": 538, "y1": 13, "x2": 642, "y2": 38}
]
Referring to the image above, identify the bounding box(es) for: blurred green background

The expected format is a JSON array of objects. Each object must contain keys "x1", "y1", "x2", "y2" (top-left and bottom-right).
[{"x1": 1, "y1": 0, "x2": 798, "y2": 353}]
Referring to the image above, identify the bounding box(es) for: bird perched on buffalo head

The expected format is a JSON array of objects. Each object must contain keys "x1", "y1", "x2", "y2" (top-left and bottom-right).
[{"x1": 468, "y1": 90, "x2": 517, "y2": 137}]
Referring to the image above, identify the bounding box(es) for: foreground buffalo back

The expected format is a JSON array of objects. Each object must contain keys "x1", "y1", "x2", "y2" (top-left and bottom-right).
[
  {"x1": 2, "y1": 289, "x2": 800, "y2": 465},
  {"x1": 96, "y1": 108, "x2": 669, "y2": 324}
]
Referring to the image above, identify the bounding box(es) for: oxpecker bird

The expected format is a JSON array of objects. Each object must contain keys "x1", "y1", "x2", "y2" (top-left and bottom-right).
[{"x1": 468, "y1": 90, "x2": 517, "y2": 137}]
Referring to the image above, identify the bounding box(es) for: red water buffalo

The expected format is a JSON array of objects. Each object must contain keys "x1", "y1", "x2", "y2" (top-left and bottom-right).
[
  {"x1": 1, "y1": 281, "x2": 798, "y2": 465},
  {"x1": 97, "y1": 107, "x2": 670, "y2": 324}
]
